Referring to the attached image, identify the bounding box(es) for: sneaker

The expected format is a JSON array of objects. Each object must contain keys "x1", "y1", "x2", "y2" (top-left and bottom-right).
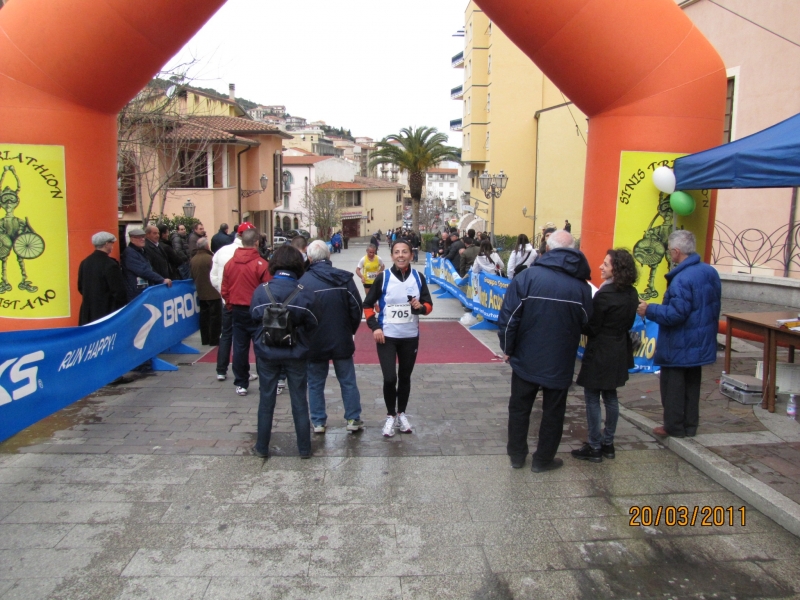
[
  {"x1": 346, "y1": 419, "x2": 364, "y2": 432},
  {"x1": 601, "y1": 444, "x2": 615, "y2": 459},
  {"x1": 396, "y1": 413, "x2": 413, "y2": 433},
  {"x1": 531, "y1": 458, "x2": 564, "y2": 473},
  {"x1": 216, "y1": 373, "x2": 226, "y2": 381},
  {"x1": 251, "y1": 445, "x2": 268, "y2": 459},
  {"x1": 571, "y1": 443, "x2": 603, "y2": 463},
  {"x1": 249, "y1": 373, "x2": 258, "y2": 381},
  {"x1": 313, "y1": 424, "x2": 326, "y2": 434},
  {"x1": 300, "y1": 453, "x2": 312, "y2": 459},
  {"x1": 382, "y1": 415, "x2": 396, "y2": 437},
  {"x1": 277, "y1": 381, "x2": 286, "y2": 395},
  {"x1": 236, "y1": 386, "x2": 247, "y2": 396}
]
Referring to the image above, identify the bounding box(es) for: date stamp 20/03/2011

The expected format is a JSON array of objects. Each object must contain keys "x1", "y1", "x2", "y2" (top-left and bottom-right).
[{"x1": 629, "y1": 506, "x2": 746, "y2": 527}]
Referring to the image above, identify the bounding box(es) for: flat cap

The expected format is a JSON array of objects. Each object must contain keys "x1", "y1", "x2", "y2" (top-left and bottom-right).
[
  {"x1": 128, "y1": 228, "x2": 146, "y2": 237},
  {"x1": 91, "y1": 231, "x2": 117, "y2": 246}
]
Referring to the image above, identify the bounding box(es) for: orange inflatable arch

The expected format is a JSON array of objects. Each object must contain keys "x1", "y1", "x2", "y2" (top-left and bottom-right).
[{"x1": 0, "y1": 0, "x2": 725, "y2": 331}]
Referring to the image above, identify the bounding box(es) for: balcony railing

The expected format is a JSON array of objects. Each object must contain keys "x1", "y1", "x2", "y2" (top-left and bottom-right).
[
  {"x1": 451, "y1": 51, "x2": 464, "y2": 68},
  {"x1": 451, "y1": 85, "x2": 463, "y2": 100},
  {"x1": 450, "y1": 118, "x2": 463, "y2": 132}
]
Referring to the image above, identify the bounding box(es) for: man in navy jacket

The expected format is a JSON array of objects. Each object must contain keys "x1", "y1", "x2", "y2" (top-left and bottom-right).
[
  {"x1": 300, "y1": 240, "x2": 364, "y2": 433},
  {"x1": 121, "y1": 228, "x2": 172, "y2": 301},
  {"x1": 497, "y1": 230, "x2": 592, "y2": 473},
  {"x1": 638, "y1": 229, "x2": 721, "y2": 438}
]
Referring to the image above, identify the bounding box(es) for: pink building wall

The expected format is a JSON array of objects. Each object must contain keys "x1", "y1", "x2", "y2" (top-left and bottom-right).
[{"x1": 680, "y1": 0, "x2": 800, "y2": 276}]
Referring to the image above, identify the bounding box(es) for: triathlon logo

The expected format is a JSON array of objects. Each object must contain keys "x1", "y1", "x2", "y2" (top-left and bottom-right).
[
  {"x1": 0, "y1": 144, "x2": 69, "y2": 319},
  {"x1": 0, "y1": 165, "x2": 46, "y2": 294}
]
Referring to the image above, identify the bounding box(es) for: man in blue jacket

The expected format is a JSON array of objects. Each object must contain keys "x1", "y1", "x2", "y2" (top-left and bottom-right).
[
  {"x1": 301, "y1": 240, "x2": 364, "y2": 433},
  {"x1": 498, "y1": 230, "x2": 593, "y2": 472},
  {"x1": 638, "y1": 229, "x2": 721, "y2": 438},
  {"x1": 121, "y1": 228, "x2": 172, "y2": 301}
]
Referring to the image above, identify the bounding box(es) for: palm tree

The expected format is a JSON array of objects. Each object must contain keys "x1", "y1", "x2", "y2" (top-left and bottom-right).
[{"x1": 369, "y1": 126, "x2": 461, "y2": 234}]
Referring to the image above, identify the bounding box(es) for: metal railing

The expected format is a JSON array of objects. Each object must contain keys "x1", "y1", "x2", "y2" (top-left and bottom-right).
[
  {"x1": 711, "y1": 221, "x2": 799, "y2": 275},
  {"x1": 451, "y1": 51, "x2": 464, "y2": 67},
  {"x1": 450, "y1": 118, "x2": 463, "y2": 132},
  {"x1": 451, "y1": 85, "x2": 463, "y2": 99}
]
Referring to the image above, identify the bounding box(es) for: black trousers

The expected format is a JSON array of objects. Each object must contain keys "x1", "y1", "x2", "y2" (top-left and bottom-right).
[
  {"x1": 507, "y1": 371, "x2": 568, "y2": 465},
  {"x1": 198, "y1": 299, "x2": 222, "y2": 346},
  {"x1": 660, "y1": 366, "x2": 702, "y2": 437},
  {"x1": 216, "y1": 308, "x2": 234, "y2": 375},
  {"x1": 376, "y1": 336, "x2": 419, "y2": 416}
]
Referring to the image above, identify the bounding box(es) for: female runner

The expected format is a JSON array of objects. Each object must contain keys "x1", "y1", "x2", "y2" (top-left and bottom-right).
[{"x1": 363, "y1": 239, "x2": 433, "y2": 437}]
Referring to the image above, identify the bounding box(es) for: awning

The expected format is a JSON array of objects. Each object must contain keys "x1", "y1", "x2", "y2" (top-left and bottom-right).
[{"x1": 674, "y1": 112, "x2": 800, "y2": 190}]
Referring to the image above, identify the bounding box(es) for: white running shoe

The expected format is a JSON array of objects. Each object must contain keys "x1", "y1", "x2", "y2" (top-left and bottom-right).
[
  {"x1": 216, "y1": 373, "x2": 226, "y2": 381},
  {"x1": 382, "y1": 415, "x2": 396, "y2": 437},
  {"x1": 236, "y1": 386, "x2": 247, "y2": 396},
  {"x1": 277, "y1": 381, "x2": 286, "y2": 395},
  {"x1": 249, "y1": 373, "x2": 258, "y2": 381},
  {"x1": 396, "y1": 413, "x2": 413, "y2": 433}
]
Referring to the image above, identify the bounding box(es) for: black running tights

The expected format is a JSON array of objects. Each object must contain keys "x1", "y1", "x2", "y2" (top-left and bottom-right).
[{"x1": 376, "y1": 336, "x2": 419, "y2": 416}]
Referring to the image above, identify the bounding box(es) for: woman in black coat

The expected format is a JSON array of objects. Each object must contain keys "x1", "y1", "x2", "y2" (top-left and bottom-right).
[{"x1": 572, "y1": 248, "x2": 639, "y2": 463}]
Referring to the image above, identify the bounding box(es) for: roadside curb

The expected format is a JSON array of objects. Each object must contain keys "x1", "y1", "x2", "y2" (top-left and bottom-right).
[{"x1": 619, "y1": 405, "x2": 800, "y2": 537}]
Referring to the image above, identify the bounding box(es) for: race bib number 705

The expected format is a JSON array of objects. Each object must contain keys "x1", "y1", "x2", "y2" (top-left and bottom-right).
[{"x1": 384, "y1": 303, "x2": 413, "y2": 324}]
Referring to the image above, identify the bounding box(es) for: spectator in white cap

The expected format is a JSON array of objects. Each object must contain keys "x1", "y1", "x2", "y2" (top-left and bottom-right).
[{"x1": 77, "y1": 231, "x2": 128, "y2": 324}]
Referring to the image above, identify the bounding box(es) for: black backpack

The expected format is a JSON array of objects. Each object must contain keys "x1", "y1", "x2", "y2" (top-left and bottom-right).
[{"x1": 261, "y1": 283, "x2": 304, "y2": 347}]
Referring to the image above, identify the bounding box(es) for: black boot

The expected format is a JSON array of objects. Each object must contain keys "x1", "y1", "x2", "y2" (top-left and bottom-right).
[
  {"x1": 571, "y1": 443, "x2": 602, "y2": 463},
  {"x1": 601, "y1": 443, "x2": 615, "y2": 459}
]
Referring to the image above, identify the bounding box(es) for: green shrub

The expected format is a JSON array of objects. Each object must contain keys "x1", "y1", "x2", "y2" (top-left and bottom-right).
[{"x1": 150, "y1": 214, "x2": 201, "y2": 232}]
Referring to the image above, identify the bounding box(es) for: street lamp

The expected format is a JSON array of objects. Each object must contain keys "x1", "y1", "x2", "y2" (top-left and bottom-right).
[
  {"x1": 260, "y1": 173, "x2": 268, "y2": 191},
  {"x1": 182, "y1": 198, "x2": 196, "y2": 218},
  {"x1": 479, "y1": 170, "x2": 509, "y2": 247}
]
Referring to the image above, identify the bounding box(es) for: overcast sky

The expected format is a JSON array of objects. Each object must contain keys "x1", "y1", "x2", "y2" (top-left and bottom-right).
[{"x1": 165, "y1": 0, "x2": 466, "y2": 145}]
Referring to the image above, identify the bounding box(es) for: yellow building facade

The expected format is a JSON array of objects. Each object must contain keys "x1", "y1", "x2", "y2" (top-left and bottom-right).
[{"x1": 457, "y1": 1, "x2": 588, "y2": 242}]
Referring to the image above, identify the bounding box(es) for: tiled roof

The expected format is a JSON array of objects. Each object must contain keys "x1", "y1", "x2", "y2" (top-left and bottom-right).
[
  {"x1": 284, "y1": 147, "x2": 315, "y2": 155},
  {"x1": 164, "y1": 120, "x2": 258, "y2": 145},
  {"x1": 316, "y1": 177, "x2": 403, "y2": 191},
  {"x1": 427, "y1": 168, "x2": 458, "y2": 174},
  {"x1": 191, "y1": 116, "x2": 293, "y2": 139},
  {"x1": 283, "y1": 156, "x2": 333, "y2": 165}
]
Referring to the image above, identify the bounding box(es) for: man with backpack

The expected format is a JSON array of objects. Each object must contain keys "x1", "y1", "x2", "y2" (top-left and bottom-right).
[
  {"x1": 250, "y1": 245, "x2": 318, "y2": 459},
  {"x1": 301, "y1": 240, "x2": 364, "y2": 434},
  {"x1": 221, "y1": 228, "x2": 271, "y2": 396}
]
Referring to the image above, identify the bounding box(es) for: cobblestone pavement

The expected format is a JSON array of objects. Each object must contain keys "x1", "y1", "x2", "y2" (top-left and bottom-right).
[{"x1": 3, "y1": 256, "x2": 800, "y2": 597}]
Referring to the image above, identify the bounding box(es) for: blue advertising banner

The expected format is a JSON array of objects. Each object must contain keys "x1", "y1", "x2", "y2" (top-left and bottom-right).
[
  {"x1": 0, "y1": 281, "x2": 199, "y2": 442},
  {"x1": 577, "y1": 315, "x2": 660, "y2": 373},
  {"x1": 473, "y1": 272, "x2": 510, "y2": 323},
  {"x1": 427, "y1": 255, "x2": 473, "y2": 310}
]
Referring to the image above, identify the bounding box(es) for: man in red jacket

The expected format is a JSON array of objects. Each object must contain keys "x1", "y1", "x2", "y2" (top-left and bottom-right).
[{"x1": 221, "y1": 228, "x2": 271, "y2": 396}]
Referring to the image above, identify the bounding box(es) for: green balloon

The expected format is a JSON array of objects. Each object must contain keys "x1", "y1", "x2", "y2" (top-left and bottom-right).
[{"x1": 669, "y1": 191, "x2": 695, "y2": 216}]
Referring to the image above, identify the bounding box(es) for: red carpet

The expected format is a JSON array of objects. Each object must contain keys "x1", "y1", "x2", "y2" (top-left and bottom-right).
[{"x1": 196, "y1": 322, "x2": 499, "y2": 365}]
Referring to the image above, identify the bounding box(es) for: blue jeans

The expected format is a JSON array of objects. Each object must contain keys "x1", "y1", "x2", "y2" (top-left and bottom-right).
[
  {"x1": 307, "y1": 358, "x2": 362, "y2": 425},
  {"x1": 216, "y1": 307, "x2": 233, "y2": 375},
  {"x1": 584, "y1": 388, "x2": 619, "y2": 449},
  {"x1": 231, "y1": 307, "x2": 258, "y2": 388},
  {"x1": 255, "y1": 358, "x2": 311, "y2": 456}
]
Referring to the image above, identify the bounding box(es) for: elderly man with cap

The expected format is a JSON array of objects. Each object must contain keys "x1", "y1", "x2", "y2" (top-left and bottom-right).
[
  {"x1": 121, "y1": 228, "x2": 172, "y2": 301},
  {"x1": 211, "y1": 222, "x2": 253, "y2": 382},
  {"x1": 77, "y1": 231, "x2": 128, "y2": 325}
]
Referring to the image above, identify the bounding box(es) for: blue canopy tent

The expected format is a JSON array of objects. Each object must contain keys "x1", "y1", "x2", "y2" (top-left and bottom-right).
[{"x1": 673, "y1": 112, "x2": 800, "y2": 190}]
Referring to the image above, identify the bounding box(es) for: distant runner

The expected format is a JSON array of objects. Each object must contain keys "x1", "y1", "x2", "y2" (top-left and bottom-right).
[{"x1": 356, "y1": 244, "x2": 385, "y2": 293}]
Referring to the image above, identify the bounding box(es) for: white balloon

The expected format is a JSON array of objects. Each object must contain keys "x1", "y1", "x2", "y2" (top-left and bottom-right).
[{"x1": 652, "y1": 166, "x2": 676, "y2": 194}]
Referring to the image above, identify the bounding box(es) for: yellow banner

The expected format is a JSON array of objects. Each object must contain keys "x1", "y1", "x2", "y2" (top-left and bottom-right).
[
  {"x1": 614, "y1": 151, "x2": 710, "y2": 303},
  {"x1": 0, "y1": 144, "x2": 70, "y2": 319}
]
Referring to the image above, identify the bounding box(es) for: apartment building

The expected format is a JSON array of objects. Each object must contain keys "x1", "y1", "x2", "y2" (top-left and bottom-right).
[{"x1": 454, "y1": 1, "x2": 588, "y2": 241}]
